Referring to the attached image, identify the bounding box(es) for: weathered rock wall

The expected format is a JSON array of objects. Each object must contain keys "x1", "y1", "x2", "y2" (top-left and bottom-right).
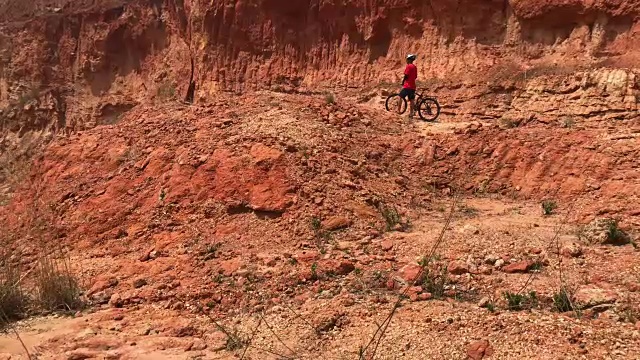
[{"x1": 0, "y1": 0, "x2": 638, "y2": 135}]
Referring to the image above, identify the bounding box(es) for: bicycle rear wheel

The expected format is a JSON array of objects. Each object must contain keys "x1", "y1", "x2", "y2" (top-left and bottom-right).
[
  {"x1": 417, "y1": 97, "x2": 441, "y2": 121},
  {"x1": 385, "y1": 94, "x2": 407, "y2": 115}
]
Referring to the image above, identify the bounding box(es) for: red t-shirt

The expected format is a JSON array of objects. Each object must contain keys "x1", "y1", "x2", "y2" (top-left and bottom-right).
[{"x1": 403, "y1": 64, "x2": 418, "y2": 90}]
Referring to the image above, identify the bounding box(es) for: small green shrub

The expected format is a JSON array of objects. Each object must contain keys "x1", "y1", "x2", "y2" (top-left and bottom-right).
[
  {"x1": 311, "y1": 217, "x2": 322, "y2": 233},
  {"x1": 504, "y1": 291, "x2": 538, "y2": 311},
  {"x1": 530, "y1": 261, "x2": 544, "y2": 271},
  {"x1": 541, "y1": 200, "x2": 557, "y2": 216},
  {"x1": 553, "y1": 288, "x2": 574, "y2": 313},
  {"x1": 604, "y1": 218, "x2": 627, "y2": 244},
  {"x1": 422, "y1": 266, "x2": 449, "y2": 299},
  {"x1": 379, "y1": 204, "x2": 401, "y2": 231},
  {"x1": 485, "y1": 302, "x2": 496, "y2": 313}
]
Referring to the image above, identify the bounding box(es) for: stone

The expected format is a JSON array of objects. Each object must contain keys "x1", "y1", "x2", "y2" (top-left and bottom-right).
[
  {"x1": 574, "y1": 285, "x2": 617, "y2": 309},
  {"x1": 190, "y1": 339, "x2": 208, "y2": 351},
  {"x1": 335, "y1": 241, "x2": 354, "y2": 251},
  {"x1": 529, "y1": 247, "x2": 543, "y2": 254},
  {"x1": 448, "y1": 260, "x2": 469, "y2": 275},
  {"x1": 478, "y1": 265, "x2": 492, "y2": 275},
  {"x1": 478, "y1": 297, "x2": 490, "y2": 308},
  {"x1": 407, "y1": 286, "x2": 423, "y2": 301},
  {"x1": 560, "y1": 242, "x2": 583, "y2": 258},
  {"x1": 502, "y1": 260, "x2": 533, "y2": 273},
  {"x1": 322, "y1": 216, "x2": 352, "y2": 231},
  {"x1": 250, "y1": 143, "x2": 282, "y2": 164},
  {"x1": 132, "y1": 278, "x2": 148, "y2": 289},
  {"x1": 295, "y1": 250, "x2": 319, "y2": 263},
  {"x1": 459, "y1": 224, "x2": 480, "y2": 235},
  {"x1": 65, "y1": 350, "x2": 99, "y2": 360},
  {"x1": 218, "y1": 258, "x2": 242, "y2": 276},
  {"x1": 109, "y1": 293, "x2": 124, "y2": 308},
  {"x1": 581, "y1": 218, "x2": 631, "y2": 245},
  {"x1": 466, "y1": 340, "x2": 494, "y2": 360},
  {"x1": 173, "y1": 325, "x2": 197, "y2": 337},
  {"x1": 397, "y1": 263, "x2": 423, "y2": 284},
  {"x1": 381, "y1": 239, "x2": 394, "y2": 251},
  {"x1": 248, "y1": 183, "x2": 293, "y2": 212},
  {"x1": 325, "y1": 260, "x2": 355, "y2": 275},
  {"x1": 184, "y1": 338, "x2": 208, "y2": 352},
  {"x1": 87, "y1": 277, "x2": 118, "y2": 296},
  {"x1": 494, "y1": 259, "x2": 505, "y2": 268},
  {"x1": 484, "y1": 254, "x2": 499, "y2": 264},
  {"x1": 139, "y1": 248, "x2": 154, "y2": 262}
]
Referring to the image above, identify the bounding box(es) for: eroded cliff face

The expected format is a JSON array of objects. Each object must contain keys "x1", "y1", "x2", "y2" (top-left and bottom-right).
[{"x1": 0, "y1": 0, "x2": 638, "y2": 137}]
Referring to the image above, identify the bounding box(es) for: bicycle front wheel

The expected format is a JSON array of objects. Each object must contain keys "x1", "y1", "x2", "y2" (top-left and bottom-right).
[
  {"x1": 385, "y1": 94, "x2": 408, "y2": 115},
  {"x1": 417, "y1": 97, "x2": 441, "y2": 122}
]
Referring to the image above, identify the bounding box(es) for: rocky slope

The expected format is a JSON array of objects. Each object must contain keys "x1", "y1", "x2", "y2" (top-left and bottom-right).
[{"x1": 0, "y1": 1, "x2": 639, "y2": 359}]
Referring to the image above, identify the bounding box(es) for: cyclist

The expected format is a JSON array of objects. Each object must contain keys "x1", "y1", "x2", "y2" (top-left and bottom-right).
[{"x1": 399, "y1": 54, "x2": 418, "y2": 118}]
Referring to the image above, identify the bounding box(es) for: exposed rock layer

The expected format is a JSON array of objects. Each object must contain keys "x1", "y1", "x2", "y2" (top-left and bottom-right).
[{"x1": 0, "y1": 0, "x2": 638, "y2": 135}]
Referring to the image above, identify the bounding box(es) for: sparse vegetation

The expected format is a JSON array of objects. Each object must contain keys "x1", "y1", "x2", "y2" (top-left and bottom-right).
[
  {"x1": 378, "y1": 204, "x2": 402, "y2": 231},
  {"x1": 504, "y1": 291, "x2": 538, "y2": 311},
  {"x1": 498, "y1": 117, "x2": 517, "y2": 129},
  {"x1": 530, "y1": 261, "x2": 544, "y2": 271},
  {"x1": 541, "y1": 200, "x2": 558, "y2": 216},
  {"x1": 311, "y1": 217, "x2": 322, "y2": 233},
  {"x1": 458, "y1": 205, "x2": 479, "y2": 217},
  {"x1": 0, "y1": 253, "x2": 28, "y2": 327},
  {"x1": 552, "y1": 287, "x2": 574, "y2": 313},
  {"x1": 422, "y1": 265, "x2": 449, "y2": 299},
  {"x1": 310, "y1": 217, "x2": 332, "y2": 252},
  {"x1": 485, "y1": 302, "x2": 496, "y2": 313},
  {"x1": 310, "y1": 262, "x2": 319, "y2": 281},
  {"x1": 616, "y1": 304, "x2": 639, "y2": 323},
  {"x1": 157, "y1": 82, "x2": 177, "y2": 100},
  {"x1": 201, "y1": 243, "x2": 221, "y2": 260},
  {"x1": 35, "y1": 255, "x2": 83, "y2": 312},
  {"x1": 604, "y1": 218, "x2": 627, "y2": 244},
  {"x1": 561, "y1": 117, "x2": 575, "y2": 128},
  {"x1": 324, "y1": 92, "x2": 336, "y2": 104},
  {"x1": 225, "y1": 328, "x2": 248, "y2": 350},
  {"x1": 417, "y1": 257, "x2": 449, "y2": 299}
]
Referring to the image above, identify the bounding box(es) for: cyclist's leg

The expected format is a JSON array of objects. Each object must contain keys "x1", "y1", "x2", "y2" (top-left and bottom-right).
[
  {"x1": 398, "y1": 89, "x2": 408, "y2": 113},
  {"x1": 408, "y1": 90, "x2": 416, "y2": 118}
]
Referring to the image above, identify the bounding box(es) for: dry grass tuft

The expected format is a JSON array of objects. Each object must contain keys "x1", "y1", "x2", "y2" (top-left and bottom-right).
[
  {"x1": 35, "y1": 255, "x2": 83, "y2": 312},
  {"x1": 0, "y1": 252, "x2": 29, "y2": 328}
]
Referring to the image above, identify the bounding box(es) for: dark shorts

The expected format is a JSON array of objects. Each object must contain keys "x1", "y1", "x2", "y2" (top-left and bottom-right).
[{"x1": 399, "y1": 88, "x2": 416, "y2": 100}]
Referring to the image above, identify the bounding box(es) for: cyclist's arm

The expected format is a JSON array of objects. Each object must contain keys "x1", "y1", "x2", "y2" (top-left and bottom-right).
[{"x1": 401, "y1": 74, "x2": 408, "y2": 86}]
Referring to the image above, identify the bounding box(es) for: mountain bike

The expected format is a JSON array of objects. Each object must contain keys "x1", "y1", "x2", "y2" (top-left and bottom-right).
[{"x1": 384, "y1": 90, "x2": 441, "y2": 122}]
